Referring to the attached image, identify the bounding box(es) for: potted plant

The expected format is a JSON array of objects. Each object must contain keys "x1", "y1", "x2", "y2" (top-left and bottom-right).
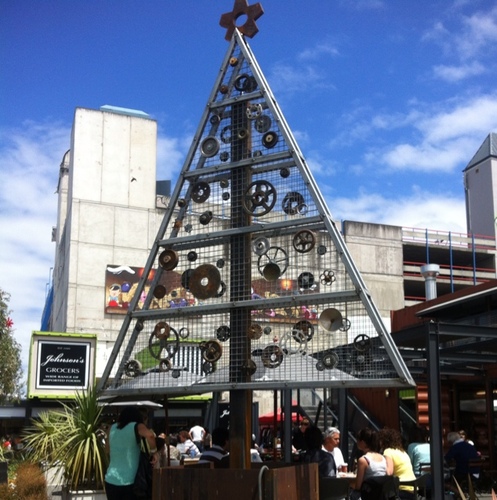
[{"x1": 23, "y1": 385, "x2": 108, "y2": 499}]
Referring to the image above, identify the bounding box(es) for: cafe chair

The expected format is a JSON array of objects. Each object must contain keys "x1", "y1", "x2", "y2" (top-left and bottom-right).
[
  {"x1": 361, "y1": 475, "x2": 400, "y2": 500},
  {"x1": 319, "y1": 477, "x2": 351, "y2": 500},
  {"x1": 399, "y1": 474, "x2": 431, "y2": 498}
]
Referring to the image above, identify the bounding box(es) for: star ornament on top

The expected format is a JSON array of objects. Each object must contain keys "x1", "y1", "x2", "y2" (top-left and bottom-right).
[{"x1": 220, "y1": 0, "x2": 264, "y2": 41}]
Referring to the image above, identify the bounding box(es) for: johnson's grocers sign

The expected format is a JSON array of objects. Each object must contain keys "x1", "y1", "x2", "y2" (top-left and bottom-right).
[
  {"x1": 37, "y1": 341, "x2": 89, "y2": 388},
  {"x1": 28, "y1": 332, "x2": 96, "y2": 398}
]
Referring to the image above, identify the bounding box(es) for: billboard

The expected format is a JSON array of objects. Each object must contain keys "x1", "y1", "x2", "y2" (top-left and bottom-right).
[{"x1": 28, "y1": 332, "x2": 97, "y2": 399}]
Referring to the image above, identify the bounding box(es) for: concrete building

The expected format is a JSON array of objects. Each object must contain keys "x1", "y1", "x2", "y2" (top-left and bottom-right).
[
  {"x1": 46, "y1": 105, "x2": 162, "y2": 376},
  {"x1": 464, "y1": 132, "x2": 497, "y2": 239}
]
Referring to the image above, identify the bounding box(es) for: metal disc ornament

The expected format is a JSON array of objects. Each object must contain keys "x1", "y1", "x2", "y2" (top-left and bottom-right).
[
  {"x1": 293, "y1": 320, "x2": 315, "y2": 342},
  {"x1": 153, "y1": 285, "x2": 167, "y2": 299},
  {"x1": 320, "y1": 270, "x2": 336, "y2": 285},
  {"x1": 282, "y1": 191, "x2": 305, "y2": 215},
  {"x1": 187, "y1": 251, "x2": 198, "y2": 262},
  {"x1": 254, "y1": 114, "x2": 271, "y2": 133},
  {"x1": 318, "y1": 308, "x2": 344, "y2": 332},
  {"x1": 293, "y1": 229, "x2": 316, "y2": 253},
  {"x1": 191, "y1": 181, "x2": 211, "y2": 203},
  {"x1": 158, "y1": 249, "x2": 179, "y2": 270},
  {"x1": 199, "y1": 211, "x2": 213, "y2": 225},
  {"x1": 252, "y1": 236, "x2": 270, "y2": 255},
  {"x1": 189, "y1": 264, "x2": 221, "y2": 300},
  {"x1": 258, "y1": 246, "x2": 288, "y2": 280},
  {"x1": 153, "y1": 321, "x2": 170, "y2": 340},
  {"x1": 124, "y1": 359, "x2": 142, "y2": 378},
  {"x1": 354, "y1": 334, "x2": 371, "y2": 352},
  {"x1": 297, "y1": 272, "x2": 315, "y2": 290},
  {"x1": 248, "y1": 323, "x2": 263, "y2": 340},
  {"x1": 246, "y1": 103, "x2": 262, "y2": 119},
  {"x1": 262, "y1": 131, "x2": 278, "y2": 148},
  {"x1": 322, "y1": 352, "x2": 339, "y2": 369},
  {"x1": 200, "y1": 339, "x2": 223, "y2": 362},
  {"x1": 243, "y1": 180, "x2": 277, "y2": 216},
  {"x1": 148, "y1": 328, "x2": 180, "y2": 360},
  {"x1": 216, "y1": 325, "x2": 231, "y2": 342},
  {"x1": 242, "y1": 359, "x2": 257, "y2": 376},
  {"x1": 261, "y1": 345, "x2": 283, "y2": 368},
  {"x1": 200, "y1": 137, "x2": 220, "y2": 158}
]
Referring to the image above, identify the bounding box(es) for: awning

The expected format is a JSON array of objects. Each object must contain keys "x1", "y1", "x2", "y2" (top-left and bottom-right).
[{"x1": 258, "y1": 399, "x2": 300, "y2": 426}]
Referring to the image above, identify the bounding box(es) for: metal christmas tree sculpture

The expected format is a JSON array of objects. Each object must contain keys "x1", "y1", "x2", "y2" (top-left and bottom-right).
[{"x1": 98, "y1": 0, "x2": 414, "y2": 399}]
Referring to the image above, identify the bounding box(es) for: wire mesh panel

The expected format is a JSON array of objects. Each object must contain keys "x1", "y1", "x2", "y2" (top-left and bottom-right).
[{"x1": 98, "y1": 29, "x2": 414, "y2": 398}]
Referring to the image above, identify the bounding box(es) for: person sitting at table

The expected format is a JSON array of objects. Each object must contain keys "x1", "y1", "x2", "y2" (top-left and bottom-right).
[
  {"x1": 323, "y1": 427, "x2": 346, "y2": 472},
  {"x1": 303, "y1": 425, "x2": 336, "y2": 478},
  {"x1": 250, "y1": 435, "x2": 262, "y2": 463},
  {"x1": 379, "y1": 428, "x2": 416, "y2": 500},
  {"x1": 407, "y1": 425, "x2": 431, "y2": 476},
  {"x1": 176, "y1": 430, "x2": 200, "y2": 458},
  {"x1": 351, "y1": 427, "x2": 392, "y2": 500},
  {"x1": 158, "y1": 433, "x2": 181, "y2": 466},
  {"x1": 197, "y1": 427, "x2": 230, "y2": 466},
  {"x1": 292, "y1": 418, "x2": 310, "y2": 454},
  {"x1": 444, "y1": 431, "x2": 480, "y2": 483}
]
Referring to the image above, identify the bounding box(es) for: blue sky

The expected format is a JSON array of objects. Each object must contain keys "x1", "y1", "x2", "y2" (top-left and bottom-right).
[{"x1": 2, "y1": 0, "x2": 497, "y2": 375}]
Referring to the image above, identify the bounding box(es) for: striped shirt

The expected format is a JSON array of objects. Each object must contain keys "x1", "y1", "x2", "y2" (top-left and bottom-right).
[{"x1": 197, "y1": 444, "x2": 229, "y2": 464}]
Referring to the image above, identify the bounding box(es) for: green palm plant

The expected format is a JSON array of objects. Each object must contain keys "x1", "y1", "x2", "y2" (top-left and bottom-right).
[
  {"x1": 23, "y1": 409, "x2": 67, "y2": 465},
  {"x1": 23, "y1": 385, "x2": 108, "y2": 492}
]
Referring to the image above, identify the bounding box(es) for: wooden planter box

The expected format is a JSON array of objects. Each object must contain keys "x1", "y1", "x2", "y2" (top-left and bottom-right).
[{"x1": 153, "y1": 462, "x2": 319, "y2": 500}]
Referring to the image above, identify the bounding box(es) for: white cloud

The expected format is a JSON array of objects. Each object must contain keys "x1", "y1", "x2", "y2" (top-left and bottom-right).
[
  {"x1": 420, "y1": 94, "x2": 497, "y2": 143},
  {"x1": 307, "y1": 152, "x2": 338, "y2": 177},
  {"x1": 329, "y1": 189, "x2": 466, "y2": 233},
  {"x1": 0, "y1": 121, "x2": 69, "y2": 373},
  {"x1": 359, "y1": 93, "x2": 497, "y2": 172},
  {"x1": 424, "y1": 5, "x2": 497, "y2": 82},
  {"x1": 433, "y1": 61, "x2": 485, "y2": 82},
  {"x1": 269, "y1": 62, "x2": 336, "y2": 94},
  {"x1": 340, "y1": 0, "x2": 385, "y2": 10},
  {"x1": 458, "y1": 6, "x2": 497, "y2": 59},
  {"x1": 156, "y1": 135, "x2": 185, "y2": 182},
  {"x1": 297, "y1": 42, "x2": 340, "y2": 62},
  {"x1": 422, "y1": 21, "x2": 450, "y2": 45},
  {"x1": 269, "y1": 38, "x2": 340, "y2": 95}
]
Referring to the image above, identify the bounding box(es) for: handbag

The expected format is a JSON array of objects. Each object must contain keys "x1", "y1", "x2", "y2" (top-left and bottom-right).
[{"x1": 133, "y1": 425, "x2": 153, "y2": 499}]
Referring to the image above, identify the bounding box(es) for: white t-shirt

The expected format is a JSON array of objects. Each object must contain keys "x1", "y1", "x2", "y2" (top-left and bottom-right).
[
  {"x1": 332, "y1": 447, "x2": 345, "y2": 469},
  {"x1": 190, "y1": 425, "x2": 205, "y2": 442}
]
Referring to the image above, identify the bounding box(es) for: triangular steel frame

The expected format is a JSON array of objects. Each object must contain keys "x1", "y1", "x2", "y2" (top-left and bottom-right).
[{"x1": 98, "y1": 30, "x2": 414, "y2": 398}]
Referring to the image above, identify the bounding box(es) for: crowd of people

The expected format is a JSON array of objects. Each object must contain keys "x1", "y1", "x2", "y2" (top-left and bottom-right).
[
  {"x1": 289, "y1": 420, "x2": 482, "y2": 499},
  {"x1": 103, "y1": 405, "x2": 483, "y2": 500},
  {"x1": 103, "y1": 408, "x2": 264, "y2": 499}
]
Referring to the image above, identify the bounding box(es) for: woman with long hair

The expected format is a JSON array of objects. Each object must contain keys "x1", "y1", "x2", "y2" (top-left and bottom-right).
[
  {"x1": 104, "y1": 406, "x2": 158, "y2": 500},
  {"x1": 378, "y1": 427, "x2": 416, "y2": 499},
  {"x1": 351, "y1": 427, "x2": 392, "y2": 499}
]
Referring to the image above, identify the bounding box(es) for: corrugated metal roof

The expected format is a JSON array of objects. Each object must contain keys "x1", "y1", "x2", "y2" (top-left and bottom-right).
[{"x1": 464, "y1": 132, "x2": 497, "y2": 170}]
